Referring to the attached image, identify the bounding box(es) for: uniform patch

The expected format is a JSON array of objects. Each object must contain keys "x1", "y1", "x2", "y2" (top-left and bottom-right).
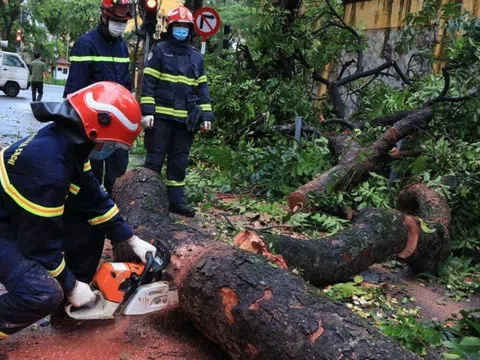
[{"x1": 148, "y1": 52, "x2": 153, "y2": 61}]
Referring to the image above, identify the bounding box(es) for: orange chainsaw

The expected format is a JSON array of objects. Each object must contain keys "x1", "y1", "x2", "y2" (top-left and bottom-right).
[{"x1": 65, "y1": 240, "x2": 179, "y2": 320}]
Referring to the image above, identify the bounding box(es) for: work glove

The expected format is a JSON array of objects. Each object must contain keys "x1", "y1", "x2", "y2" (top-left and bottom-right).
[
  {"x1": 67, "y1": 280, "x2": 97, "y2": 308},
  {"x1": 128, "y1": 235, "x2": 157, "y2": 263},
  {"x1": 141, "y1": 115, "x2": 154, "y2": 129},
  {"x1": 202, "y1": 121, "x2": 212, "y2": 131}
]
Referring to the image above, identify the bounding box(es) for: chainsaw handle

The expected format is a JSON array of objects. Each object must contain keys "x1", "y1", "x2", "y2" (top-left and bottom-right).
[
  {"x1": 139, "y1": 252, "x2": 155, "y2": 284},
  {"x1": 65, "y1": 290, "x2": 102, "y2": 318}
]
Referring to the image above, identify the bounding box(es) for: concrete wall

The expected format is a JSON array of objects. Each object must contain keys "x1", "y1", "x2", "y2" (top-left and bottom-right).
[
  {"x1": 338, "y1": 26, "x2": 434, "y2": 114},
  {"x1": 329, "y1": 0, "x2": 480, "y2": 115}
]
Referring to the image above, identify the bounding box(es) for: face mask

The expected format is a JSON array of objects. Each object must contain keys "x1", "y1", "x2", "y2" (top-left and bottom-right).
[
  {"x1": 172, "y1": 27, "x2": 189, "y2": 41},
  {"x1": 108, "y1": 20, "x2": 127, "y2": 37},
  {"x1": 89, "y1": 144, "x2": 116, "y2": 160}
]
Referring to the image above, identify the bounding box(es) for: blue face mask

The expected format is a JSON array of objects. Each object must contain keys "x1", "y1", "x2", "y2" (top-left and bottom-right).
[
  {"x1": 172, "y1": 27, "x2": 189, "y2": 41},
  {"x1": 89, "y1": 144, "x2": 116, "y2": 160}
]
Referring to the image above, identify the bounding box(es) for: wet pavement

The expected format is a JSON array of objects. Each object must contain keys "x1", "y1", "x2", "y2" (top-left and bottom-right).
[{"x1": 0, "y1": 85, "x2": 64, "y2": 147}]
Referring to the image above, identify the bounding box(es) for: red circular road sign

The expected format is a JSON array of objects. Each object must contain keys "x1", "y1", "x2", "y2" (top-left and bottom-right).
[{"x1": 193, "y1": 7, "x2": 221, "y2": 39}]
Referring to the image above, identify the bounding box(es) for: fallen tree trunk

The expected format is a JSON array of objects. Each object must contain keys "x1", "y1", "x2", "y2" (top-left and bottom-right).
[
  {"x1": 288, "y1": 107, "x2": 433, "y2": 210},
  {"x1": 112, "y1": 168, "x2": 419, "y2": 360},
  {"x1": 268, "y1": 184, "x2": 450, "y2": 286}
]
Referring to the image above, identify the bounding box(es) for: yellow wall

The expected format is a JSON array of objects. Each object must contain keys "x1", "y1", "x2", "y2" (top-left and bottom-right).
[{"x1": 345, "y1": 0, "x2": 480, "y2": 30}]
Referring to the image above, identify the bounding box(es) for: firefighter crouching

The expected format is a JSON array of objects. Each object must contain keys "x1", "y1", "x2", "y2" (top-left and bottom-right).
[
  {"x1": 140, "y1": 5, "x2": 214, "y2": 218},
  {"x1": 0, "y1": 82, "x2": 157, "y2": 339}
]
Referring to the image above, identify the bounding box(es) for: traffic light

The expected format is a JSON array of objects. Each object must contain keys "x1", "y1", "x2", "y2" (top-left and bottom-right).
[
  {"x1": 140, "y1": 0, "x2": 158, "y2": 35},
  {"x1": 16, "y1": 29, "x2": 23, "y2": 43}
]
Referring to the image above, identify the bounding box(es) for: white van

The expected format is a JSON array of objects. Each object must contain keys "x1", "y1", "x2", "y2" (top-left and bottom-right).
[{"x1": 0, "y1": 51, "x2": 29, "y2": 97}]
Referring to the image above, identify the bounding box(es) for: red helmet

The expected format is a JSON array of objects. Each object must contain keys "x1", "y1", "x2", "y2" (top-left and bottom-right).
[
  {"x1": 67, "y1": 82, "x2": 141, "y2": 147},
  {"x1": 101, "y1": 0, "x2": 134, "y2": 21},
  {"x1": 167, "y1": 5, "x2": 193, "y2": 26}
]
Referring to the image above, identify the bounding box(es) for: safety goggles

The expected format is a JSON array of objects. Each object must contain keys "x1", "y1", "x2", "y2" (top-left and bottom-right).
[{"x1": 107, "y1": 2, "x2": 134, "y2": 20}]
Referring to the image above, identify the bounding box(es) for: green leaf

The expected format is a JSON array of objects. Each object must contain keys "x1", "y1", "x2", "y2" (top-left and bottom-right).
[
  {"x1": 442, "y1": 353, "x2": 462, "y2": 359},
  {"x1": 354, "y1": 275, "x2": 364, "y2": 284},
  {"x1": 458, "y1": 337, "x2": 480, "y2": 353},
  {"x1": 465, "y1": 318, "x2": 480, "y2": 335},
  {"x1": 419, "y1": 219, "x2": 436, "y2": 234}
]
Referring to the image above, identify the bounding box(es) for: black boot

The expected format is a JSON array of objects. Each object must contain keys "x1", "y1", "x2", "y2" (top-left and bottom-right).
[{"x1": 168, "y1": 204, "x2": 196, "y2": 217}]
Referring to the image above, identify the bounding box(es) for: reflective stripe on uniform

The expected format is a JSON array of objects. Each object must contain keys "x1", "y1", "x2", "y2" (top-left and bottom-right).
[
  {"x1": 140, "y1": 96, "x2": 155, "y2": 105},
  {"x1": 83, "y1": 160, "x2": 92, "y2": 172},
  {"x1": 144, "y1": 67, "x2": 205, "y2": 86},
  {"x1": 48, "y1": 257, "x2": 66, "y2": 277},
  {"x1": 0, "y1": 149, "x2": 64, "y2": 218},
  {"x1": 69, "y1": 183, "x2": 80, "y2": 195},
  {"x1": 200, "y1": 104, "x2": 212, "y2": 112},
  {"x1": 0, "y1": 332, "x2": 8, "y2": 340},
  {"x1": 165, "y1": 179, "x2": 185, "y2": 187},
  {"x1": 155, "y1": 106, "x2": 188, "y2": 118},
  {"x1": 88, "y1": 205, "x2": 119, "y2": 226},
  {"x1": 70, "y1": 56, "x2": 130, "y2": 63}
]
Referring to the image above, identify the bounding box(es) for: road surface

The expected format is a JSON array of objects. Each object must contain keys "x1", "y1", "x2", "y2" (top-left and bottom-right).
[{"x1": 0, "y1": 85, "x2": 65, "y2": 147}]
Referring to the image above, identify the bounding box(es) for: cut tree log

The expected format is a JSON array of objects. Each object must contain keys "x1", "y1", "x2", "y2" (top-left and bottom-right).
[
  {"x1": 287, "y1": 107, "x2": 433, "y2": 210},
  {"x1": 112, "y1": 168, "x2": 419, "y2": 360},
  {"x1": 266, "y1": 183, "x2": 450, "y2": 286}
]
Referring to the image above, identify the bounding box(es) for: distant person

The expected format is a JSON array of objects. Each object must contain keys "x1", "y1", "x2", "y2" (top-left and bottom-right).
[{"x1": 30, "y1": 53, "x2": 48, "y2": 101}]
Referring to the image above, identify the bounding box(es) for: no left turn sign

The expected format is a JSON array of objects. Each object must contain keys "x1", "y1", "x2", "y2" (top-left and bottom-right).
[{"x1": 193, "y1": 7, "x2": 221, "y2": 39}]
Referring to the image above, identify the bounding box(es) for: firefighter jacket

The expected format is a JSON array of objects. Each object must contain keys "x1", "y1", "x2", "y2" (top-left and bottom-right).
[
  {"x1": 63, "y1": 23, "x2": 131, "y2": 97},
  {"x1": 140, "y1": 40, "x2": 213, "y2": 123},
  {"x1": 0, "y1": 124, "x2": 133, "y2": 293}
]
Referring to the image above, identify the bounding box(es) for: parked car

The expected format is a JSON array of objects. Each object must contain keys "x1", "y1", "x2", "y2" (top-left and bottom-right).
[{"x1": 0, "y1": 51, "x2": 29, "y2": 97}]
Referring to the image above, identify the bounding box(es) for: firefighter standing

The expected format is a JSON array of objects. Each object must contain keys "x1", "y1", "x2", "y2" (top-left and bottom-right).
[
  {"x1": 64, "y1": 0, "x2": 134, "y2": 196},
  {"x1": 141, "y1": 5, "x2": 214, "y2": 217},
  {"x1": 0, "y1": 82, "x2": 157, "y2": 339}
]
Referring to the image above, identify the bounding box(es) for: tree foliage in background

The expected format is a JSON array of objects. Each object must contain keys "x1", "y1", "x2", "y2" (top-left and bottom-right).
[
  {"x1": 0, "y1": 0, "x2": 23, "y2": 51},
  {"x1": 27, "y1": 0, "x2": 100, "y2": 47}
]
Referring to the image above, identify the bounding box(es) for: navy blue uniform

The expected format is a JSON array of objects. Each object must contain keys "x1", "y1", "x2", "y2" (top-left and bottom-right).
[
  {"x1": 64, "y1": 23, "x2": 131, "y2": 195},
  {"x1": 141, "y1": 40, "x2": 213, "y2": 205},
  {"x1": 0, "y1": 125, "x2": 133, "y2": 338}
]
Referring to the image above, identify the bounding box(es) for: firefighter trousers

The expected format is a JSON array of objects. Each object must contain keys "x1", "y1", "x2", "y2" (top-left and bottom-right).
[
  {"x1": 0, "y1": 216, "x2": 105, "y2": 338},
  {"x1": 144, "y1": 119, "x2": 194, "y2": 206},
  {"x1": 0, "y1": 233, "x2": 64, "y2": 338}
]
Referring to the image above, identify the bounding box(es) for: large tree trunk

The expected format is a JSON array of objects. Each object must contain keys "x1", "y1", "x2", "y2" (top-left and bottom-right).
[
  {"x1": 267, "y1": 183, "x2": 450, "y2": 287},
  {"x1": 288, "y1": 107, "x2": 433, "y2": 210},
  {"x1": 112, "y1": 168, "x2": 419, "y2": 360}
]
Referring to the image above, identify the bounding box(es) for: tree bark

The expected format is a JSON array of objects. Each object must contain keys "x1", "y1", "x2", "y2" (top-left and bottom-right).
[
  {"x1": 288, "y1": 107, "x2": 433, "y2": 210},
  {"x1": 268, "y1": 183, "x2": 450, "y2": 287},
  {"x1": 112, "y1": 168, "x2": 419, "y2": 360}
]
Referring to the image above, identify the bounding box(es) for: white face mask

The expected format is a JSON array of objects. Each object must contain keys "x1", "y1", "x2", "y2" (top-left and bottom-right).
[{"x1": 108, "y1": 20, "x2": 127, "y2": 37}]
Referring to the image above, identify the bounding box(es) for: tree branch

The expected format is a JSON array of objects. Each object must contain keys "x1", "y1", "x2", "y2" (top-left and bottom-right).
[
  {"x1": 337, "y1": 59, "x2": 356, "y2": 80},
  {"x1": 392, "y1": 61, "x2": 412, "y2": 85},
  {"x1": 322, "y1": 118, "x2": 355, "y2": 130},
  {"x1": 324, "y1": 0, "x2": 364, "y2": 73},
  {"x1": 337, "y1": 60, "x2": 394, "y2": 86},
  {"x1": 427, "y1": 91, "x2": 479, "y2": 104},
  {"x1": 312, "y1": 70, "x2": 330, "y2": 86}
]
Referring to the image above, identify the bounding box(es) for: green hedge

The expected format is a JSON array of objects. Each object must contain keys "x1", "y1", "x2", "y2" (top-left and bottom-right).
[{"x1": 44, "y1": 78, "x2": 67, "y2": 86}]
